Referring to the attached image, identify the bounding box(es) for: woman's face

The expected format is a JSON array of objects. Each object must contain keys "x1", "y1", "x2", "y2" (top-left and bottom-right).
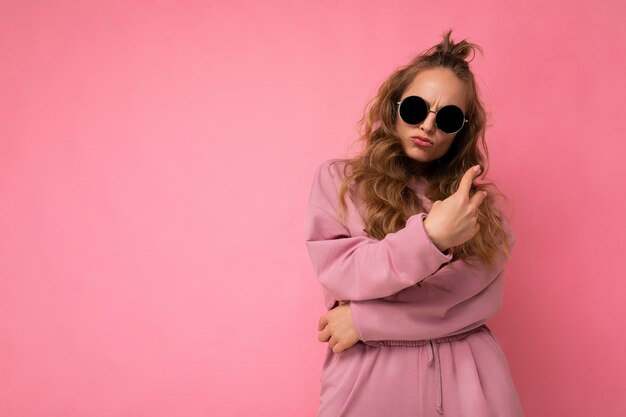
[{"x1": 395, "y1": 67, "x2": 468, "y2": 164}]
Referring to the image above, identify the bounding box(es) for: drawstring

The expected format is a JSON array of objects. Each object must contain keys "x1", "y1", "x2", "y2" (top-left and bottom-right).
[{"x1": 427, "y1": 340, "x2": 443, "y2": 414}]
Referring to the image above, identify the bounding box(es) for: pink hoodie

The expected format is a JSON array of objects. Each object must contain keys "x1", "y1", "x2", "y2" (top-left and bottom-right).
[{"x1": 305, "y1": 158, "x2": 516, "y2": 342}]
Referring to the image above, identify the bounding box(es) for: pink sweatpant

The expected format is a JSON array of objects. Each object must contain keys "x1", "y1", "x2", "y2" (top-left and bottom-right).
[{"x1": 316, "y1": 325, "x2": 525, "y2": 417}]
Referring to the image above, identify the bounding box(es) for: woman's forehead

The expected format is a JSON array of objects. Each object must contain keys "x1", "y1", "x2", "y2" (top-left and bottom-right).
[{"x1": 403, "y1": 68, "x2": 467, "y2": 109}]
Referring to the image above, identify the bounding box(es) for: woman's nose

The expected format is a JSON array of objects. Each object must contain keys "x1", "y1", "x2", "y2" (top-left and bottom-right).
[{"x1": 420, "y1": 111, "x2": 437, "y2": 132}]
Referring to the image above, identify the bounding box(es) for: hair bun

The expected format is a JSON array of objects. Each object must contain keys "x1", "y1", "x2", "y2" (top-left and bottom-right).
[{"x1": 433, "y1": 29, "x2": 482, "y2": 62}]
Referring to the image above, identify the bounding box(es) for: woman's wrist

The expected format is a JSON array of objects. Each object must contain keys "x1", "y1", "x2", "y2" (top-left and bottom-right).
[{"x1": 422, "y1": 216, "x2": 449, "y2": 253}]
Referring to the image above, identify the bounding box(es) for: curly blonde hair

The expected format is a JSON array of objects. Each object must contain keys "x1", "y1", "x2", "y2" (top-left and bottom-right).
[{"x1": 333, "y1": 29, "x2": 513, "y2": 268}]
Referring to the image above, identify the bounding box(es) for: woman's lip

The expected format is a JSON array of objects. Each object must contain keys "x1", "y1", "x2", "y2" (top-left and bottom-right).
[{"x1": 411, "y1": 136, "x2": 433, "y2": 146}]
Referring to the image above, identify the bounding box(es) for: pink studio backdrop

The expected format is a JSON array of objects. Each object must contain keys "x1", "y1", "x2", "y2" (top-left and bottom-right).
[{"x1": 1, "y1": 1, "x2": 625, "y2": 416}]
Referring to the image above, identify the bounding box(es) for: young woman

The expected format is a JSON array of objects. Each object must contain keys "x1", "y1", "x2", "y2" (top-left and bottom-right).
[{"x1": 305, "y1": 30, "x2": 525, "y2": 417}]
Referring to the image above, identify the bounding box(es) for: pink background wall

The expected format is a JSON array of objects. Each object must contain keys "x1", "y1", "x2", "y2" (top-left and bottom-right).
[{"x1": 2, "y1": 1, "x2": 625, "y2": 416}]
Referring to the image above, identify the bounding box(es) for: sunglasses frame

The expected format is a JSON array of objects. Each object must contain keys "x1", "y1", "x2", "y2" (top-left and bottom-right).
[{"x1": 396, "y1": 95, "x2": 469, "y2": 134}]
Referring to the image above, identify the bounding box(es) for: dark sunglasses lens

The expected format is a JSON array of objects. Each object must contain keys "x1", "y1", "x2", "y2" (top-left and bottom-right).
[
  {"x1": 399, "y1": 96, "x2": 428, "y2": 125},
  {"x1": 436, "y1": 105, "x2": 465, "y2": 133}
]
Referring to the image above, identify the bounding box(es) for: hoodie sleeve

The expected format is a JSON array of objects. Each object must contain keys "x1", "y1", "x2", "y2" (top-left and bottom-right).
[
  {"x1": 305, "y1": 159, "x2": 453, "y2": 306},
  {"x1": 349, "y1": 228, "x2": 517, "y2": 341}
]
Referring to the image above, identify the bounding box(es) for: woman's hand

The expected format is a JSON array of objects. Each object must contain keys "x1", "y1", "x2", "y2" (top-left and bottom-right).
[
  {"x1": 423, "y1": 165, "x2": 488, "y2": 251},
  {"x1": 317, "y1": 302, "x2": 360, "y2": 353}
]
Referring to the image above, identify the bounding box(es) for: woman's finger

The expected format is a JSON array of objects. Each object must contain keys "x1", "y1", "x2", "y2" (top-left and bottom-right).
[
  {"x1": 318, "y1": 314, "x2": 328, "y2": 331},
  {"x1": 329, "y1": 335, "x2": 339, "y2": 348},
  {"x1": 332, "y1": 341, "x2": 345, "y2": 354},
  {"x1": 318, "y1": 325, "x2": 331, "y2": 343},
  {"x1": 469, "y1": 189, "x2": 488, "y2": 211},
  {"x1": 456, "y1": 165, "x2": 481, "y2": 198}
]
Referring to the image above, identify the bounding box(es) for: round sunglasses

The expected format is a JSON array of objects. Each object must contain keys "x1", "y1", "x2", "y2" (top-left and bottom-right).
[{"x1": 396, "y1": 95, "x2": 468, "y2": 134}]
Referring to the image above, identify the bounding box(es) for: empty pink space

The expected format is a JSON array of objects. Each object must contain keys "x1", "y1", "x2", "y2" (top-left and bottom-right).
[{"x1": 1, "y1": 0, "x2": 625, "y2": 416}]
